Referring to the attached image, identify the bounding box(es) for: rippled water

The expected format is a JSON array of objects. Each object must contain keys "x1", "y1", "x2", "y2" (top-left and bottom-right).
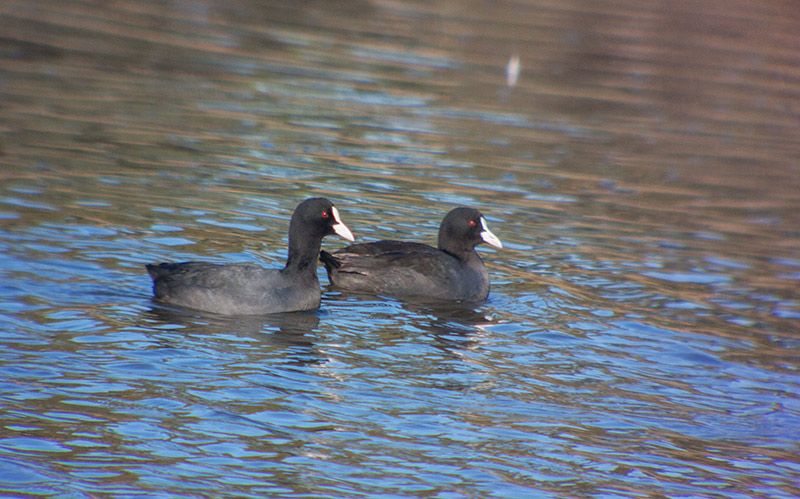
[{"x1": 2, "y1": 0, "x2": 799, "y2": 497}]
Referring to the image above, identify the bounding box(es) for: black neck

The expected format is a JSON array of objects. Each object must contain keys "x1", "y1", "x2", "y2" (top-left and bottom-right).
[
  {"x1": 440, "y1": 244, "x2": 480, "y2": 263},
  {"x1": 283, "y1": 236, "x2": 322, "y2": 276}
]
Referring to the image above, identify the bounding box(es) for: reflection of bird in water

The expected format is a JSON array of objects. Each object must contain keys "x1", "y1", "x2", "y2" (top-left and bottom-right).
[
  {"x1": 142, "y1": 305, "x2": 322, "y2": 360},
  {"x1": 322, "y1": 290, "x2": 496, "y2": 355}
]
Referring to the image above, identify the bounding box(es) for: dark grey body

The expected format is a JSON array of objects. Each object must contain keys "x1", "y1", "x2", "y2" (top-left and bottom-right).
[
  {"x1": 320, "y1": 241, "x2": 490, "y2": 301},
  {"x1": 146, "y1": 262, "x2": 321, "y2": 315}
]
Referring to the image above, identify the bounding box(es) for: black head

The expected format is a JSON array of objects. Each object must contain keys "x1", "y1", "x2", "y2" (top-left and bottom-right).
[
  {"x1": 290, "y1": 197, "x2": 354, "y2": 243},
  {"x1": 437, "y1": 207, "x2": 503, "y2": 255}
]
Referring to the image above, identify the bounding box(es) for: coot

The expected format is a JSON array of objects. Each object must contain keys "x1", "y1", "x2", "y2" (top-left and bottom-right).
[
  {"x1": 146, "y1": 197, "x2": 354, "y2": 315},
  {"x1": 320, "y1": 207, "x2": 502, "y2": 301}
]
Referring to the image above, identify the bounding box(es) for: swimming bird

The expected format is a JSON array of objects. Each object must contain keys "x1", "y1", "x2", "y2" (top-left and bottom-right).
[
  {"x1": 320, "y1": 207, "x2": 501, "y2": 301},
  {"x1": 146, "y1": 197, "x2": 354, "y2": 315}
]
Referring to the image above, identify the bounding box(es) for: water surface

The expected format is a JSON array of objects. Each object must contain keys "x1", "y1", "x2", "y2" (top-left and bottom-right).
[{"x1": 1, "y1": 0, "x2": 799, "y2": 497}]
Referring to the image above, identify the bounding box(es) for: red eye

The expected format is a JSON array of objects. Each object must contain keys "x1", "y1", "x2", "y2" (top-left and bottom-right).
[
  {"x1": 321, "y1": 211, "x2": 329, "y2": 218},
  {"x1": 468, "y1": 220, "x2": 476, "y2": 226}
]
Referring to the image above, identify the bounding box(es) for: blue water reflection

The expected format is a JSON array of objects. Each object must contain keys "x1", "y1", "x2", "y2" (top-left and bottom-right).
[{"x1": 2, "y1": 0, "x2": 800, "y2": 497}]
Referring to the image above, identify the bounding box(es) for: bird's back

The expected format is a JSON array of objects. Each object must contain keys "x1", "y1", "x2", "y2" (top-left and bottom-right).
[{"x1": 320, "y1": 240, "x2": 489, "y2": 301}]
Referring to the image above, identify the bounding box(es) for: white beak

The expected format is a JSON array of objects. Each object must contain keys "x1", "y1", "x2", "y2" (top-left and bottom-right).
[
  {"x1": 331, "y1": 206, "x2": 355, "y2": 241},
  {"x1": 479, "y1": 217, "x2": 503, "y2": 248}
]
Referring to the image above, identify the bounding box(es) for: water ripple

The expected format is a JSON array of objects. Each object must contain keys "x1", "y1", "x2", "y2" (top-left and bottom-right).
[{"x1": 1, "y1": 0, "x2": 799, "y2": 497}]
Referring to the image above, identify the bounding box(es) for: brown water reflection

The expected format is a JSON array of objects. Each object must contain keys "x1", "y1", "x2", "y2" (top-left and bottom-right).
[{"x1": 1, "y1": 0, "x2": 799, "y2": 497}]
